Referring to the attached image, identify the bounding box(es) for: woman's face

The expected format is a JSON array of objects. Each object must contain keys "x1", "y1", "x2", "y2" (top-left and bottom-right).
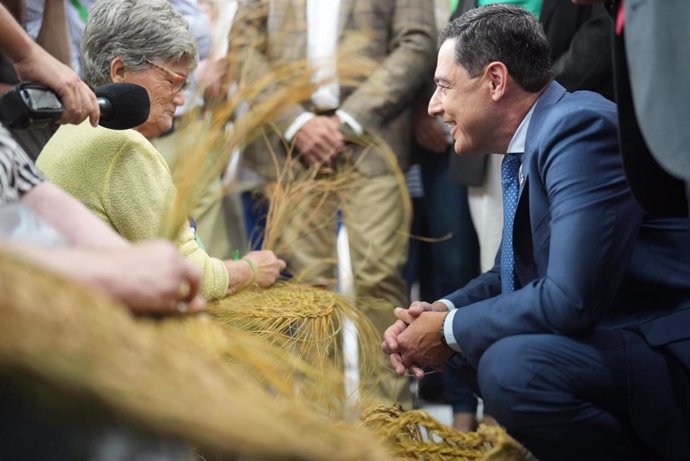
[{"x1": 114, "y1": 58, "x2": 190, "y2": 138}]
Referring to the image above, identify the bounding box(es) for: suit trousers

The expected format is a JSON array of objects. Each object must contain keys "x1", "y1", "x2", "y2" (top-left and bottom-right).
[{"x1": 448, "y1": 331, "x2": 690, "y2": 460}]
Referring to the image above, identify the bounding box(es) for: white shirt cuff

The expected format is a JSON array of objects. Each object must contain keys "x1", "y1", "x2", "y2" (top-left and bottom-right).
[
  {"x1": 284, "y1": 112, "x2": 316, "y2": 141},
  {"x1": 336, "y1": 109, "x2": 363, "y2": 135},
  {"x1": 437, "y1": 298, "x2": 456, "y2": 311},
  {"x1": 443, "y1": 308, "x2": 462, "y2": 353}
]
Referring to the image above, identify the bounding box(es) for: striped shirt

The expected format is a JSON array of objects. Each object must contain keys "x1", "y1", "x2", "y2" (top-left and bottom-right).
[{"x1": 0, "y1": 126, "x2": 44, "y2": 205}]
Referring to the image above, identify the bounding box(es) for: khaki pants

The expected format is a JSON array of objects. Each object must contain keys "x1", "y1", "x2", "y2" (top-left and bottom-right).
[{"x1": 271, "y1": 169, "x2": 411, "y2": 407}]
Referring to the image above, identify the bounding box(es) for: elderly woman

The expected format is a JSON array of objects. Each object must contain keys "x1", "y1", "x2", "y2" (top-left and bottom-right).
[{"x1": 37, "y1": 0, "x2": 284, "y2": 300}]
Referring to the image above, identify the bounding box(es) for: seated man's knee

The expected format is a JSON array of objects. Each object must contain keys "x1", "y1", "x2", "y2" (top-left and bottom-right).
[{"x1": 477, "y1": 335, "x2": 551, "y2": 425}]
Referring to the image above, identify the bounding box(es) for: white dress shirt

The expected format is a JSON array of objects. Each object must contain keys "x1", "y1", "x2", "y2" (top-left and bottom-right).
[
  {"x1": 307, "y1": 0, "x2": 341, "y2": 111},
  {"x1": 284, "y1": 0, "x2": 363, "y2": 141}
]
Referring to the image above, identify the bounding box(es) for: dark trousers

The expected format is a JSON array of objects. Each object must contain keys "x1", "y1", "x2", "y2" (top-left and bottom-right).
[
  {"x1": 405, "y1": 148, "x2": 480, "y2": 413},
  {"x1": 406, "y1": 150, "x2": 480, "y2": 300},
  {"x1": 448, "y1": 330, "x2": 690, "y2": 460}
]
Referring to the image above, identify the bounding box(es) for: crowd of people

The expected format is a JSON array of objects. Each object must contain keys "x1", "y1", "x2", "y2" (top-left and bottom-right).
[{"x1": 0, "y1": 0, "x2": 688, "y2": 460}]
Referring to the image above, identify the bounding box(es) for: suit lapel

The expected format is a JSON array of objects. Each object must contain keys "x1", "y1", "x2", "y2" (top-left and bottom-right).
[
  {"x1": 513, "y1": 177, "x2": 537, "y2": 287},
  {"x1": 516, "y1": 82, "x2": 567, "y2": 277},
  {"x1": 516, "y1": 82, "x2": 566, "y2": 204},
  {"x1": 521, "y1": 81, "x2": 567, "y2": 186}
]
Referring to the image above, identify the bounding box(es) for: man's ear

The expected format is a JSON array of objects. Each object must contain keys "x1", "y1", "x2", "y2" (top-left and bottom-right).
[
  {"x1": 485, "y1": 61, "x2": 508, "y2": 101},
  {"x1": 110, "y1": 57, "x2": 128, "y2": 83}
]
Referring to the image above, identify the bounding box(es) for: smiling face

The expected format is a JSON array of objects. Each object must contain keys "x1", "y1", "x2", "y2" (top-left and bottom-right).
[
  {"x1": 428, "y1": 39, "x2": 495, "y2": 156},
  {"x1": 113, "y1": 58, "x2": 190, "y2": 138}
]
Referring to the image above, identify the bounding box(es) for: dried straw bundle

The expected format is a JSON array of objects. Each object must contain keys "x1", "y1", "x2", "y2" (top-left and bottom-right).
[
  {"x1": 359, "y1": 404, "x2": 524, "y2": 461},
  {"x1": 151, "y1": 0, "x2": 412, "y2": 423},
  {"x1": 0, "y1": 250, "x2": 393, "y2": 461},
  {"x1": 157, "y1": 313, "x2": 351, "y2": 415},
  {"x1": 159, "y1": 29, "x2": 380, "y2": 241},
  {"x1": 158, "y1": 7, "x2": 410, "y2": 391},
  {"x1": 209, "y1": 282, "x2": 383, "y2": 412}
]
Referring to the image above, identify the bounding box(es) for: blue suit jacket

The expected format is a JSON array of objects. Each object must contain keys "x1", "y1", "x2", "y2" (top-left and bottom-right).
[
  {"x1": 445, "y1": 81, "x2": 690, "y2": 455},
  {"x1": 446, "y1": 80, "x2": 690, "y2": 373}
]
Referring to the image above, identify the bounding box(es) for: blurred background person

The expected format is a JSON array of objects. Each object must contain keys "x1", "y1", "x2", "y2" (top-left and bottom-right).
[
  {"x1": 0, "y1": 0, "x2": 72, "y2": 158},
  {"x1": 571, "y1": 0, "x2": 690, "y2": 217},
  {"x1": 228, "y1": 0, "x2": 436, "y2": 406}
]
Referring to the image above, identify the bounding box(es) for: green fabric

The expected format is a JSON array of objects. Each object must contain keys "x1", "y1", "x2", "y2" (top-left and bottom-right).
[
  {"x1": 36, "y1": 121, "x2": 230, "y2": 300},
  {"x1": 450, "y1": 0, "x2": 460, "y2": 14},
  {"x1": 69, "y1": 0, "x2": 89, "y2": 22},
  {"x1": 477, "y1": 0, "x2": 542, "y2": 19}
]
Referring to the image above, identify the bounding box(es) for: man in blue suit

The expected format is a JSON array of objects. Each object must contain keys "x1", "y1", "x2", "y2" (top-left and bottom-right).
[{"x1": 382, "y1": 5, "x2": 690, "y2": 460}]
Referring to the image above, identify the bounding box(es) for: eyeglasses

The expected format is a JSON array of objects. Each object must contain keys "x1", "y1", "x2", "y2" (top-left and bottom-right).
[{"x1": 145, "y1": 59, "x2": 188, "y2": 93}]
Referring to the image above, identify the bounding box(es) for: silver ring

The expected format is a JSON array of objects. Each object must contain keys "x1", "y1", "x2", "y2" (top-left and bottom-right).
[{"x1": 176, "y1": 301, "x2": 188, "y2": 313}]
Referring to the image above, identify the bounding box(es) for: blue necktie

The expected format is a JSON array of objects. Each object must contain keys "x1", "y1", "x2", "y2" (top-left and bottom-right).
[{"x1": 501, "y1": 153, "x2": 522, "y2": 293}]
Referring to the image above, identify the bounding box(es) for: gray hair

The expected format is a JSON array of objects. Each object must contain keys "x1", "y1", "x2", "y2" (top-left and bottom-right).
[
  {"x1": 439, "y1": 4, "x2": 552, "y2": 92},
  {"x1": 80, "y1": 0, "x2": 198, "y2": 87}
]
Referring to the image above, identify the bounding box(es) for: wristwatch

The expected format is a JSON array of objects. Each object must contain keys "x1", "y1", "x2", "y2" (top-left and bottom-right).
[{"x1": 439, "y1": 311, "x2": 450, "y2": 346}]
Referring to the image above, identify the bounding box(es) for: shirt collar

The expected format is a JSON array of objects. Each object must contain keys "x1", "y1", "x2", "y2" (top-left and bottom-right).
[{"x1": 505, "y1": 100, "x2": 538, "y2": 155}]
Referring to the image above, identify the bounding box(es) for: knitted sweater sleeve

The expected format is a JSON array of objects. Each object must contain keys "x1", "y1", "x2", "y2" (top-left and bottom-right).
[{"x1": 101, "y1": 135, "x2": 229, "y2": 300}]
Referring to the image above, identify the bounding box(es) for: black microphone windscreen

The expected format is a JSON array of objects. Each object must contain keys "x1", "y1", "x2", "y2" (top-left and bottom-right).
[{"x1": 94, "y1": 83, "x2": 150, "y2": 130}]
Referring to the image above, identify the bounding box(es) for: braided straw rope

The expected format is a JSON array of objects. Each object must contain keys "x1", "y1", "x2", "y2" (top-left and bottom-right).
[{"x1": 359, "y1": 404, "x2": 524, "y2": 461}]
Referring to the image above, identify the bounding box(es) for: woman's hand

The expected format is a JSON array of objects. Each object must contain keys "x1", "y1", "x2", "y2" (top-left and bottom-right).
[
  {"x1": 242, "y1": 250, "x2": 286, "y2": 287},
  {"x1": 224, "y1": 250, "x2": 286, "y2": 293}
]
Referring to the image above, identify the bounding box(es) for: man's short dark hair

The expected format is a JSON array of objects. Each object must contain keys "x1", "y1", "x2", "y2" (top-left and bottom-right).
[{"x1": 439, "y1": 4, "x2": 553, "y2": 92}]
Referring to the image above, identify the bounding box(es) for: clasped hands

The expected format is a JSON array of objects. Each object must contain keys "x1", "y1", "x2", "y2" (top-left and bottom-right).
[
  {"x1": 294, "y1": 115, "x2": 345, "y2": 166},
  {"x1": 381, "y1": 301, "x2": 455, "y2": 379}
]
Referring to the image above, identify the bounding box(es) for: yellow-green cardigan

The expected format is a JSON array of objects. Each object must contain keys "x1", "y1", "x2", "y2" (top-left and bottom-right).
[{"x1": 37, "y1": 122, "x2": 228, "y2": 299}]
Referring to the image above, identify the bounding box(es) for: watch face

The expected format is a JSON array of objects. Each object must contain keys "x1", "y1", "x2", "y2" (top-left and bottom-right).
[{"x1": 20, "y1": 87, "x2": 63, "y2": 112}]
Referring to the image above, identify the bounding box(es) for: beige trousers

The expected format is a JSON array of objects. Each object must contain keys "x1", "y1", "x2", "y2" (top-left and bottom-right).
[
  {"x1": 273, "y1": 169, "x2": 409, "y2": 307},
  {"x1": 270, "y1": 169, "x2": 411, "y2": 406}
]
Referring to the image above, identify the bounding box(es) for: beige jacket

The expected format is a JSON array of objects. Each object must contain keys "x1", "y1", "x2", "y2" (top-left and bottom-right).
[{"x1": 229, "y1": 0, "x2": 436, "y2": 179}]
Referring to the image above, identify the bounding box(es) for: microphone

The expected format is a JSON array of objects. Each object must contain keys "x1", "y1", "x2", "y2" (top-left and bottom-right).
[
  {"x1": 0, "y1": 82, "x2": 150, "y2": 130},
  {"x1": 94, "y1": 83, "x2": 150, "y2": 130}
]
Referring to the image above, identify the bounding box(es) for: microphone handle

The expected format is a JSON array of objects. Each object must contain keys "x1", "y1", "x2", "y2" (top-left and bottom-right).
[{"x1": 98, "y1": 97, "x2": 113, "y2": 120}]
